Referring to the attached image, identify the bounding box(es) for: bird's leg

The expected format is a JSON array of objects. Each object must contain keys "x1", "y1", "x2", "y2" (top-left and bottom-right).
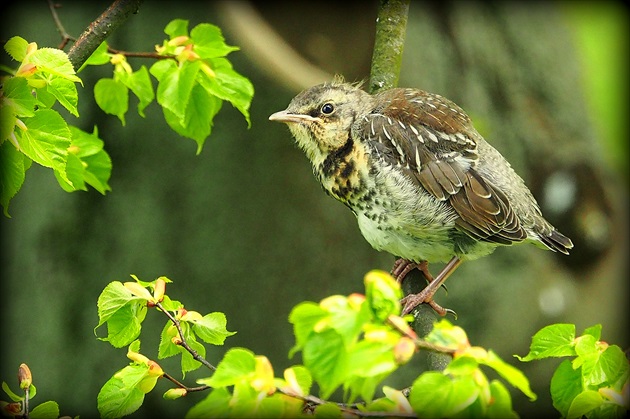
[{"x1": 400, "y1": 256, "x2": 463, "y2": 316}]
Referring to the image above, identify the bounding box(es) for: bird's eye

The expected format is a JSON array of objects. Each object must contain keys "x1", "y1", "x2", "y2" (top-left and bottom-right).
[{"x1": 321, "y1": 103, "x2": 335, "y2": 115}]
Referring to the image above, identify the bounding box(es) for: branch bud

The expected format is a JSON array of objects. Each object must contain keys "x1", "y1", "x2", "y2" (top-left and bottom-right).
[
  {"x1": 153, "y1": 278, "x2": 166, "y2": 303},
  {"x1": 163, "y1": 388, "x2": 187, "y2": 400},
  {"x1": 18, "y1": 363, "x2": 32, "y2": 389}
]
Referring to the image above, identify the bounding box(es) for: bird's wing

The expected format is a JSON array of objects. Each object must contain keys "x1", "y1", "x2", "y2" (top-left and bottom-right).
[{"x1": 360, "y1": 89, "x2": 526, "y2": 244}]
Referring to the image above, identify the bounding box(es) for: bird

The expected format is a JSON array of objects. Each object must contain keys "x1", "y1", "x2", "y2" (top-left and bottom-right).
[{"x1": 269, "y1": 77, "x2": 573, "y2": 316}]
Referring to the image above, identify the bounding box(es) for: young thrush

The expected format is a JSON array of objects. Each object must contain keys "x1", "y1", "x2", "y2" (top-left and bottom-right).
[{"x1": 269, "y1": 78, "x2": 573, "y2": 316}]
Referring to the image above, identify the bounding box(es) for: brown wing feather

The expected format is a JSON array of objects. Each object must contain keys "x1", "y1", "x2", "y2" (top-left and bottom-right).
[{"x1": 363, "y1": 88, "x2": 528, "y2": 246}]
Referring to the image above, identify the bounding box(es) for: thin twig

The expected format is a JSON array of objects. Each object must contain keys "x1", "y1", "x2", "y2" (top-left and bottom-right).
[
  {"x1": 162, "y1": 372, "x2": 210, "y2": 393},
  {"x1": 155, "y1": 301, "x2": 216, "y2": 371},
  {"x1": 47, "y1": 0, "x2": 76, "y2": 50}
]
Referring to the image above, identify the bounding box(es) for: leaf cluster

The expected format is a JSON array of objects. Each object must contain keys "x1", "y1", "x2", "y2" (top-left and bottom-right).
[
  {"x1": 84, "y1": 19, "x2": 254, "y2": 154},
  {"x1": 92, "y1": 271, "x2": 539, "y2": 418},
  {"x1": 518, "y1": 324, "x2": 629, "y2": 418},
  {"x1": 1, "y1": 37, "x2": 111, "y2": 216}
]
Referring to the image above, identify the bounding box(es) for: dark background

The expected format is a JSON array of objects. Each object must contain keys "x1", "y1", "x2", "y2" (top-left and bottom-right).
[{"x1": 1, "y1": 1, "x2": 627, "y2": 418}]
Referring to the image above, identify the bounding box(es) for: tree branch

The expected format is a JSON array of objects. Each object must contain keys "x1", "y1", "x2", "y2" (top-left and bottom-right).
[
  {"x1": 67, "y1": 0, "x2": 144, "y2": 70},
  {"x1": 368, "y1": 0, "x2": 410, "y2": 94}
]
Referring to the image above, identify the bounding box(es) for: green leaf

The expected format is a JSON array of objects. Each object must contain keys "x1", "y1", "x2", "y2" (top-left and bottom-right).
[
  {"x1": 550, "y1": 359, "x2": 583, "y2": 417},
  {"x1": 198, "y1": 57, "x2": 253, "y2": 126},
  {"x1": 97, "y1": 365, "x2": 148, "y2": 419},
  {"x1": 487, "y1": 381, "x2": 518, "y2": 419},
  {"x1": 28, "y1": 47, "x2": 81, "y2": 83},
  {"x1": 190, "y1": 23, "x2": 239, "y2": 59},
  {"x1": 94, "y1": 281, "x2": 147, "y2": 348},
  {"x1": 515, "y1": 323, "x2": 576, "y2": 361},
  {"x1": 1, "y1": 381, "x2": 22, "y2": 402},
  {"x1": 408, "y1": 372, "x2": 453, "y2": 418},
  {"x1": 364, "y1": 270, "x2": 402, "y2": 320},
  {"x1": 582, "y1": 324, "x2": 602, "y2": 341},
  {"x1": 186, "y1": 387, "x2": 232, "y2": 419},
  {"x1": 0, "y1": 141, "x2": 31, "y2": 217},
  {"x1": 17, "y1": 109, "x2": 71, "y2": 185},
  {"x1": 2, "y1": 76, "x2": 36, "y2": 118},
  {"x1": 4, "y1": 36, "x2": 29, "y2": 62},
  {"x1": 567, "y1": 390, "x2": 604, "y2": 419},
  {"x1": 29, "y1": 401, "x2": 60, "y2": 419},
  {"x1": 155, "y1": 60, "x2": 201, "y2": 122},
  {"x1": 201, "y1": 348, "x2": 256, "y2": 388},
  {"x1": 288, "y1": 302, "x2": 328, "y2": 356},
  {"x1": 46, "y1": 76, "x2": 79, "y2": 116},
  {"x1": 191, "y1": 312, "x2": 236, "y2": 345},
  {"x1": 94, "y1": 78, "x2": 129, "y2": 125},
  {"x1": 599, "y1": 345, "x2": 629, "y2": 387},
  {"x1": 158, "y1": 322, "x2": 180, "y2": 359},
  {"x1": 425, "y1": 319, "x2": 470, "y2": 350},
  {"x1": 67, "y1": 125, "x2": 112, "y2": 194},
  {"x1": 164, "y1": 19, "x2": 189, "y2": 38},
  {"x1": 322, "y1": 295, "x2": 372, "y2": 348},
  {"x1": 482, "y1": 350, "x2": 536, "y2": 401},
  {"x1": 56, "y1": 152, "x2": 86, "y2": 192},
  {"x1": 313, "y1": 403, "x2": 342, "y2": 418},
  {"x1": 285, "y1": 365, "x2": 312, "y2": 396},
  {"x1": 162, "y1": 84, "x2": 222, "y2": 153},
  {"x1": 303, "y1": 329, "x2": 347, "y2": 399},
  {"x1": 126, "y1": 66, "x2": 154, "y2": 117},
  {"x1": 80, "y1": 41, "x2": 111, "y2": 70}
]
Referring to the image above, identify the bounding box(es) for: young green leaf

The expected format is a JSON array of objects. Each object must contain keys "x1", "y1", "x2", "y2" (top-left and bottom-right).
[
  {"x1": 79, "y1": 41, "x2": 111, "y2": 70},
  {"x1": 515, "y1": 323, "x2": 576, "y2": 361},
  {"x1": 126, "y1": 66, "x2": 155, "y2": 117},
  {"x1": 17, "y1": 109, "x2": 72, "y2": 185},
  {"x1": 97, "y1": 365, "x2": 150, "y2": 419},
  {"x1": 191, "y1": 312, "x2": 236, "y2": 345},
  {"x1": 164, "y1": 19, "x2": 189, "y2": 39},
  {"x1": 302, "y1": 328, "x2": 348, "y2": 399},
  {"x1": 201, "y1": 348, "x2": 257, "y2": 388},
  {"x1": 4, "y1": 36, "x2": 29, "y2": 62},
  {"x1": 197, "y1": 57, "x2": 253, "y2": 126},
  {"x1": 1, "y1": 76, "x2": 36, "y2": 119},
  {"x1": 94, "y1": 78, "x2": 129, "y2": 125},
  {"x1": 190, "y1": 24, "x2": 239, "y2": 59},
  {"x1": 186, "y1": 387, "x2": 232, "y2": 419},
  {"x1": 95, "y1": 281, "x2": 148, "y2": 348},
  {"x1": 566, "y1": 390, "x2": 604, "y2": 419},
  {"x1": 46, "y1": 76, "x2": 79, "y2": 116},
  {"x1": 28, "y1": 401, "x2": 60, "y2": 419},
  {"x1": 481, "y1": 350, "x2": 536, "y2": 401},
  {"x1": 0, "y1": 142, "x2": 31, "y2": 216},
  {"x1": 550, "y1": 359, "x2": 583, "y2": 417},
  {"x1": 28, "y1": 47, "x2": 81, "y2": 84}
]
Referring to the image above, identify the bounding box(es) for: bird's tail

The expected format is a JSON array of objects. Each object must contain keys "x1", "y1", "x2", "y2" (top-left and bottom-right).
[{"x1": 538, "y1": 229, "x2": 573, "y2": 255}]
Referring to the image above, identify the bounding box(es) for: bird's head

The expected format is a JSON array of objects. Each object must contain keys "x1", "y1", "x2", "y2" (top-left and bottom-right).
[{"x1": 269, "y1": 79, "x2": 373, "y2": 163}]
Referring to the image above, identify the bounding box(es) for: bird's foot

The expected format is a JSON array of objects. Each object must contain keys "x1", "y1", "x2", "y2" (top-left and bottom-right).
[
  {"x1": 391, "y1": 259, "x2": 432, "y2": 284},
  {"x1": 400, "y1": 291, "x2": 457, "y2": 318}
]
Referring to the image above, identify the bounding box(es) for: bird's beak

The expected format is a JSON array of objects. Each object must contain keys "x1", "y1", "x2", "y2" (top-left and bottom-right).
[{"x1": 269, "y1": 110, "x2": 319, "y2": 124}]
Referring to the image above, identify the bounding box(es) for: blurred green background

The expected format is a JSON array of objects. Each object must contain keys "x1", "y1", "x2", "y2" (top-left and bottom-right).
[{"x1": 1, "y1": 1, "x2": 627, "y2": 418}]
